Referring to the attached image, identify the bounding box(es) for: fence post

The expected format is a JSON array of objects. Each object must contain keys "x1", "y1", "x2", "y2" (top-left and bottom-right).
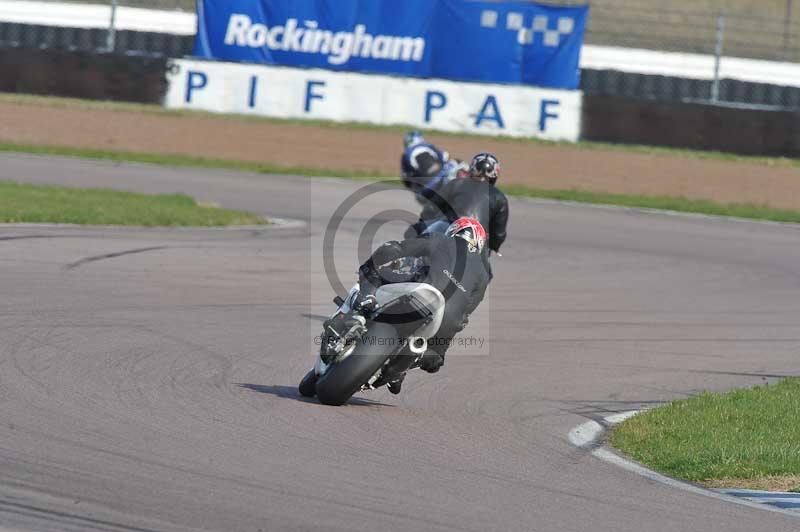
[
  {"x1": 106, "y1": 0, "x2": 118, "y2": 52},
  {"x1": 784, "y1": 0, "x2": 794, "y2": 60},
  {"x1": 710, "y1": 10, "x2": 726, "y2": 103}
]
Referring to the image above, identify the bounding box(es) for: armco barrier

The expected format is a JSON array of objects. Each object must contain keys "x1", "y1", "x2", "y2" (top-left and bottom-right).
[
  {"x1": 163, "y1": 58, "x2": 582, "y2": 142},
  {"x1": 582, "y1": 95, "x2": 800, "y2": 157},
  {"x1": 0, "y1": 47, "x2": 167, "y2": 103},
  {"x1": 581, "y1": 69, "x2": 800, "y2": 110},
  {"x1": 0, "y1": 22, "x2": 194, "y2": 56}
]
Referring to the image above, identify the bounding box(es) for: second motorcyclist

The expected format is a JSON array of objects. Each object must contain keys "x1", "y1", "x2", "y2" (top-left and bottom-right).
[{"x1": 408, "y1": 152, "x2": 509, "y2": 255}]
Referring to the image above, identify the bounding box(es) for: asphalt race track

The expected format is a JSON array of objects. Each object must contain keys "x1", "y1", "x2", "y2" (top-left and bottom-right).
[{"x1": 1, "y1": 152, "x2": 800, "y2": 531}]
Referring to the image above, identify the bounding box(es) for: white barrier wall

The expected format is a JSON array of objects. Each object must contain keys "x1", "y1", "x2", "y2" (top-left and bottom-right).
[{"x1": 164, "y1": 59, "x2": 582, "y2": 142}]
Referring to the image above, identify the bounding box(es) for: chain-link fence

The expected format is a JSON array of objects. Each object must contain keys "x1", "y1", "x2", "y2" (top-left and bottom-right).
[
  {"x1": 533, "y1": 1, "x2": 800, "y2": 108},
  {"x1": 583, "y1": 1, "x2": 800, "y2": 63}
]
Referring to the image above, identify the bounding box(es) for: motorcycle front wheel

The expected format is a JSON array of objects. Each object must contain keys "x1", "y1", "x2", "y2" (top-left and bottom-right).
[
  {"x1": 298, "y1": 370, "x2": 318, "y2": 397},
  {"x1": 315, "y1": 322, "x2": 398, "y2": 406}
]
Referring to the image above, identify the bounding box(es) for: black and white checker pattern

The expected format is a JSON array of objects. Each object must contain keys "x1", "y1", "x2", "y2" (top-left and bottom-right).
[{"x1": 480, "y1": 9, "x2": 575, "y2": 47}]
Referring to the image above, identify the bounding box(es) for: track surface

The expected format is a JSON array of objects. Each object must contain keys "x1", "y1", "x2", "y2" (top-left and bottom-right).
[{"x1": 1, "y1": 152, "x2": 800, "y2": 531}]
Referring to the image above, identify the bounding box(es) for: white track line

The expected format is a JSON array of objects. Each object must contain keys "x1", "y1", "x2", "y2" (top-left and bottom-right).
[{"x1": 568, "y1": 411, "x2": 800, "y2": 518}]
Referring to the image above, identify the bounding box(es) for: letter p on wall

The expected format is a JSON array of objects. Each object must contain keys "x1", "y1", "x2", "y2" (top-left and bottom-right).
[
  {"x1": 185, "y1": 71, "x2": 208, "y2": 103},
  {"x1": 425, "y1": 91, "x2": 447, "y2": 123}
]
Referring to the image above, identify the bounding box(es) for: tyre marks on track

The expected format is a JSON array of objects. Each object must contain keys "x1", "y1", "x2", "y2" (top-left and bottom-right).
[{"x1": 64, "y1": 246, "x2": 169, "y2": 271}]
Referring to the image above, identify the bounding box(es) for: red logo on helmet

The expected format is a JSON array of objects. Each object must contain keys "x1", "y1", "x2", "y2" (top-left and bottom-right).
[{"x1": 446, "y1": 217, "x2": 487, "y2": 253}]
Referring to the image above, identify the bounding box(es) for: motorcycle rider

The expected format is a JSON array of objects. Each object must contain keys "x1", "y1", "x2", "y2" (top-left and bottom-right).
[
  {"x1": 356, "y1": 217, "x2": 492, "y2": 394},
  {"x1": 407, "y1": 152, "x2": 509, "y2": 255},
  {"x1": 415, "y1": 158, "x2": 470, "y2": 204},
  {"x1": 401, "y1": 131, "x2": 451, "y2": 197}
]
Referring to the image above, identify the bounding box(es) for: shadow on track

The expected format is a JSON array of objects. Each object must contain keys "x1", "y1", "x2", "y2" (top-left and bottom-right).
[
  {"x1": 300, "y1": 313, "x2": 328, "y2": 322},
  {"x1": 235, "y1": 383, "x2": 395, "y2": 408}
]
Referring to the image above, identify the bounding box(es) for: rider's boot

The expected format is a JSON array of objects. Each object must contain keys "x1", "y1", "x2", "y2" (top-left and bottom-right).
[{"x1": 420, "y1": 352, "x2": 445, "y2": 373}]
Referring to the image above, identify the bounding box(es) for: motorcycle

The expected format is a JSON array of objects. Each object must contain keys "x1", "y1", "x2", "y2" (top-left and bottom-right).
[{"x1": 299, "y1": 276, "x2": 446, "y2": 406}]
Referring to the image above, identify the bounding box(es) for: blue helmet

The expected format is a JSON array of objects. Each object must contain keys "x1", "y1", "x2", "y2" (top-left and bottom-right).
[{"x1": 404, "y1": 130, "x2": 425, "y2": 148}]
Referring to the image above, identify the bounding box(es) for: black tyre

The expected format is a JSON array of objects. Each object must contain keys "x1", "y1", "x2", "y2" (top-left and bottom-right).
[
  {"x1": 298, "y1": 369, "x2": 318, "y2": 397},
  {"x1": 315, "y1": 322, "x2": 398, "y2": 406}
]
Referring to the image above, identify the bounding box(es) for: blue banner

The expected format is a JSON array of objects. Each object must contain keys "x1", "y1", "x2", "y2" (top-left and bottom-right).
[{"x1": 193, "y1": 0, "x2": 589, "y2": 89}]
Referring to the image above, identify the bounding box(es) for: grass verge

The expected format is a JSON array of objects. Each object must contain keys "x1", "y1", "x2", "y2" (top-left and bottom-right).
[
  {"x1": 610, "y1": 378, "x2": 800, "y2": 492},
  {"x1": 503, "y1": 186, "x2": 800, "y2": 224},
  {"x1": 0, "y1": 181, "x2": 265, "y2": 226},
  {"x1": 0, "y1": 142, "x2": 390, "y2": 180},
  {"x1": 4, "y1": 141, "x2": 800, "y2": 225}
]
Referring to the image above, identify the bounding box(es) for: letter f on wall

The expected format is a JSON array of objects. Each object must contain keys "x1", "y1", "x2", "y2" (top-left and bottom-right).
[
  {"x1": 539, "y1": 100, "x2": 560, "y2": 132},
  {"x1": 305, "y1": 80, "x2": 326, "y2": 112}
]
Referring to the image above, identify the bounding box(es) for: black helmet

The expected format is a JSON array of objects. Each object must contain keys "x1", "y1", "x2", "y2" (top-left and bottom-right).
[{"x1": 469, "y1": 153, "x2": 500, "y2": 185}]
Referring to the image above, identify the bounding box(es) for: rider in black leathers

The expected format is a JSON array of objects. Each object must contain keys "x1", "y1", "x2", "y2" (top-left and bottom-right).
[
  {"x1": 357, "y1": 218, "x2": 491, "y2": 394},
  {"x1": 407, "y1": 153, "x2": 509, "y2": 255}
]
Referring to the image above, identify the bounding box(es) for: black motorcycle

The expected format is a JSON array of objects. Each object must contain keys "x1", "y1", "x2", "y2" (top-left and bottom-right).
[{"x1": 299, "y1": 279, "x2": 446, "y2": 406}]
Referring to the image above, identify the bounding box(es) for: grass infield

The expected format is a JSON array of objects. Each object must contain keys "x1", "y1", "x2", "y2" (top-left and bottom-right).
[
  {"x1": 4, "y1": 142, "x2": 800, "y2": 225},
  {"x1": 0, "y1": 181, "x2": 265, "y2": 226},
  {"x1": 610, "y1": 378, "x2": 800, "y2": 492}
]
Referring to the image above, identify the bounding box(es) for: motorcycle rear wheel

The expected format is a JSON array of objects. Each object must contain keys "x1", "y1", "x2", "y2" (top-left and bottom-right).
[{"x1": 315, "y1": 322, "x2": 398, "y2": 406}]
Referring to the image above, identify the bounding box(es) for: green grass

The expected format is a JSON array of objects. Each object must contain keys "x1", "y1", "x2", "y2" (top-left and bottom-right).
[
  {"x1": 4, "y1": 141, "x2": 800, "y2": 225},
  {"x1": 0, "y1": 181, "x2": 265, "y2": 226},
  {"x1": 503, "y1": 186, "x2": 800, "y2": 224},
  {"x1": 610, "y1": 378, "x2": 800, "y2": 486},
  {"x1": 0, "y1": 142, "x2": 391, "y2": 180}
]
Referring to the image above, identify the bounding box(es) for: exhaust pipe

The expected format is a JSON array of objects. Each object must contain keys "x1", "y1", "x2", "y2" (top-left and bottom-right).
[{"x1": 409, "y1": 336, "x2": 427, "y2": 355}]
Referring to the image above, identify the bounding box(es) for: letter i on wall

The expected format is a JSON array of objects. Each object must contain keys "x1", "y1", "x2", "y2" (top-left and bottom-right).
[{"x1": 248, "y1": 76, "x2": 258, "y2": 108}]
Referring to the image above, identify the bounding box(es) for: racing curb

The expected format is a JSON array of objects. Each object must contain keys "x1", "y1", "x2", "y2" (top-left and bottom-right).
[{"x1": 568, "y1": 411, "x2": 800, "y2": 518}]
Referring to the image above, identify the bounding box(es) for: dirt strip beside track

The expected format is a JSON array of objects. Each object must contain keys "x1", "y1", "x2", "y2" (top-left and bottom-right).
[{"x1": 2, "y1": 100, "x2": 800, "y2": 210}]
